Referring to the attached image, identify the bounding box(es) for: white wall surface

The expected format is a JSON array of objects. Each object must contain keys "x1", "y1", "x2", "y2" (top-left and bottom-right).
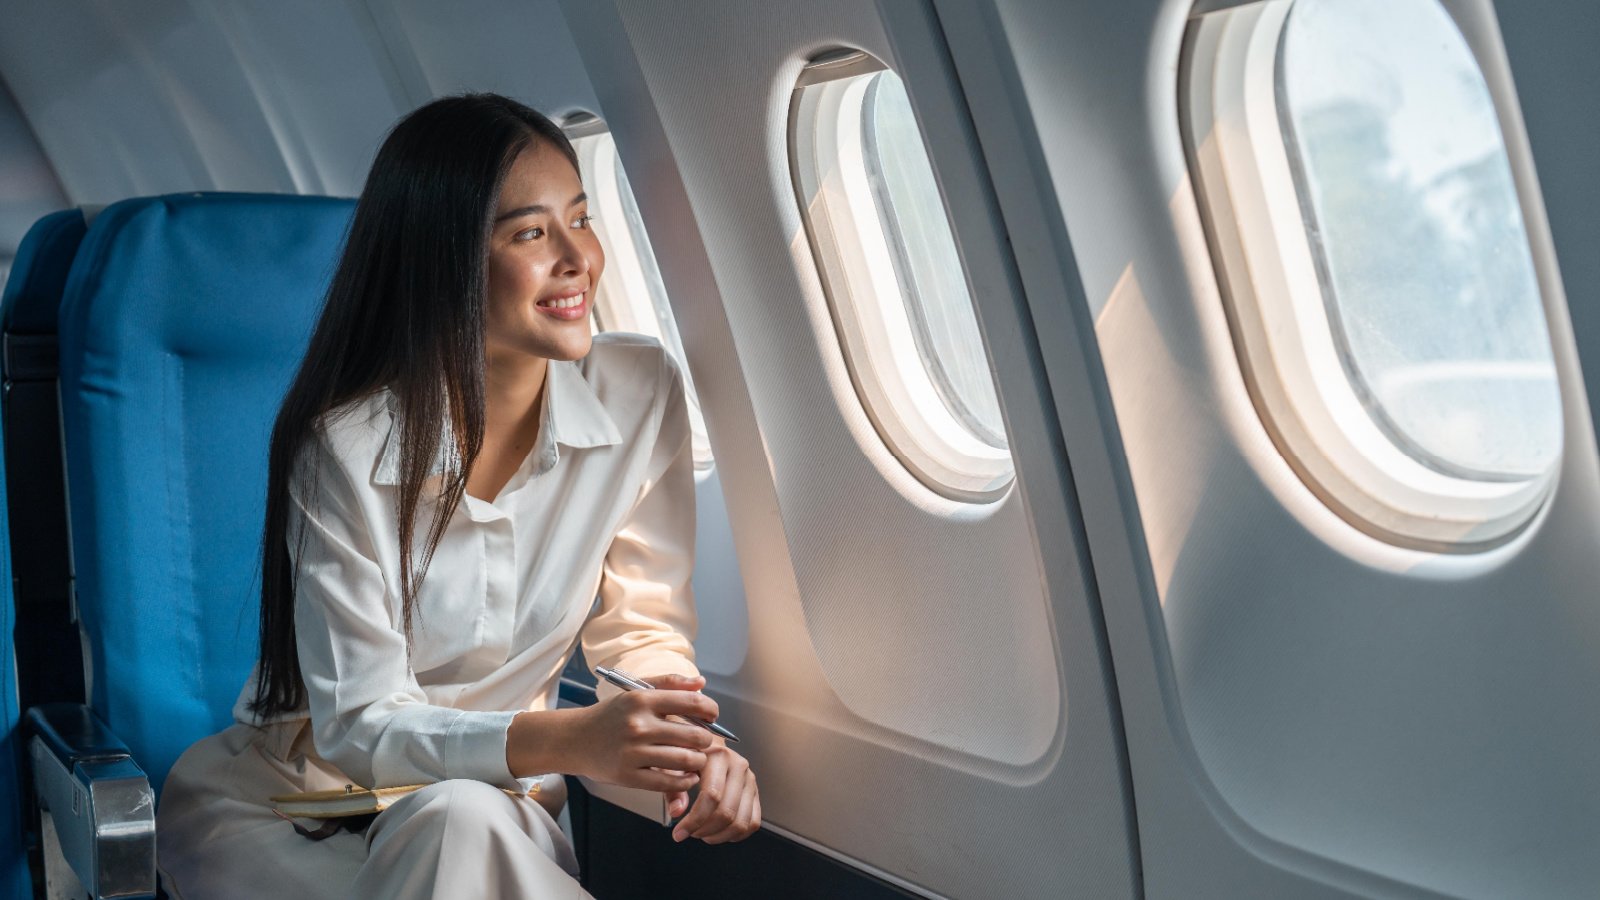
[
  {"x1": 562, "y1": 0, "x2": 1138, "y2": 896},
  {"x1": 935, "y1": 0, "x2": 1600, "y2": 896},
  {"x1": 1496, "y1": 1, "x2": 1600, "y2": 470}
]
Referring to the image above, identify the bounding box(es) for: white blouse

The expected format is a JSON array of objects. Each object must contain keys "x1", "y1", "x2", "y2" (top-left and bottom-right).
[{"x1": 230, "y1": 333, "x2": 701, "y2": 790}]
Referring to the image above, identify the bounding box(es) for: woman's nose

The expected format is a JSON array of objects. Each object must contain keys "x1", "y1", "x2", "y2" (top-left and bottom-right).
[{"x1": 553, "y1": 233, "x2": 591, "y2": 277}]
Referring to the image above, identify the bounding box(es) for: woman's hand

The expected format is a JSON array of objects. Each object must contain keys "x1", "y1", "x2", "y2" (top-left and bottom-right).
[
  {"x1": 668, "y1": 738, "x2": 761, "y2": 844},
  {"x1": 508, "y1": 674, "x2": 718, "y2": 792}
]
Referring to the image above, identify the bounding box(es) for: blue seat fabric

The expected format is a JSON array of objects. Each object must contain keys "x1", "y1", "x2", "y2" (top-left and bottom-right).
[
  {"x1": 2, "y1": 209, "x2": 90, "y2": 725},
  {"x1": 2, "y1": 208, "x2": 89, "y2": 900},
  {"x1": 57, "y1": 193, "x2": 354, "y2": 793},
  {"x1": 1, "y1": 208, "x2": 87, "y2": 335},
  {"x1": 1, "y1": 437, "x2": 31, "y2": 900}
]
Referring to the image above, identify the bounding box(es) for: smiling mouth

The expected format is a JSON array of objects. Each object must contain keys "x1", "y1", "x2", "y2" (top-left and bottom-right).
[
  {"x1": 536, "y1": 294, "x2": 585, "y2": 309},
  {"x1": 534, "y1": 291, "x2": 588, "y2": 320}
]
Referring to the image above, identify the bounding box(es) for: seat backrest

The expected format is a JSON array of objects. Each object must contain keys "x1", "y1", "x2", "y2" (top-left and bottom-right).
[
  {"x1": 57, "y1": 193, "x2": 353, "y2": 792},
  {"x1": 0, "y1": 437, "x2": 30, "y2": 900},
  {"x1": 1, "y1": 209, "x2": 90, "y2": 717},
  {"x1": 1, "y1": 209, "x2": 89, "y2": 900},
  {"x1": 2, "y1": 208, "x2": 88, "y2": 335}
]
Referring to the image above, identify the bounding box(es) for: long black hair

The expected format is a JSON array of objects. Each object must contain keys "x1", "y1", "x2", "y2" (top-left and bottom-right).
[{"x1": 251, "y1": 94, "x2": 579, "y2": 717}]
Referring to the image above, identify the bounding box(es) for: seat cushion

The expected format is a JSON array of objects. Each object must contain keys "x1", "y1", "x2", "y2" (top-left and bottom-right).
[{"x1": 58, "y1": 193, "x2": 354, "y2": 792}]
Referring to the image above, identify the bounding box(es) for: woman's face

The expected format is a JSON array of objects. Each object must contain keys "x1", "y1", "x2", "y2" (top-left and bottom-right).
[{"x1": 485, "y1": 140, "x2": 604, "y2": 366}]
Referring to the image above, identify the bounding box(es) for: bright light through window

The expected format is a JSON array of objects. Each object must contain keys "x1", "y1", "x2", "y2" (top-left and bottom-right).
[
  {"x1": 865, "y1": 75, "x2": 1007, "y2": 449},
  {"x1": 793, "y1": 55, "x2": 1013, "y2": 501},
  {"x1": 571, "y1": 128, "x2": 714, "y2": 471},
  {"x1": 1281, "y1": 0, "x2": 1559, "y2": 479},
  {"x1": 1183, "y1": 0, "x2": 1563, "y2": 549}
]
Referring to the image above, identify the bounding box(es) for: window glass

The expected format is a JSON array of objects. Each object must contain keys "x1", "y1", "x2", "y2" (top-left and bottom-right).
[
  {"x1": 613, "y1": 153, "x2": 694, "y2": 372},
  {"x1": 1281, "y1": 0, "x2": 1559, "y2": 478},
  {"x1": 864, "y1": 73, "x2": 1006, "y2": 448},
  {"x1": 792, "y1": 57, "x2": 1013, "y2": 501},
  {"x1": 572, "y1": 130, "x2": 714, "y2": 469}
]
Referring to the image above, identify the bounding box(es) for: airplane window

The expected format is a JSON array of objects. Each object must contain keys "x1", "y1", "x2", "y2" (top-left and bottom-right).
[
  {"x1": 792, "y1": 53, "x2": 1013, "y2": 501},
  {"x1": 1280, "y1": 0, "x2": 1558, "y2": 480},
  {"x1": 570, "y1": 127, "x2": 714, "y2": 471},
  {"x1": 863, "y1": 74, "x2": 1007, "y2": 450},
  {"x1": 1183, "y1": 0, "x2": 1561, "y2": 549}
]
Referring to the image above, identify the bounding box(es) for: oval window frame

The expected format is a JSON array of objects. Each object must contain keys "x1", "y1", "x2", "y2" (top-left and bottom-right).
[
  {"x1": 789, "y1": 50, "x2": 1014, "y2": 502},
  {"x1": 1181, "y1": 0, "x2": 1562, "y2": 551}
]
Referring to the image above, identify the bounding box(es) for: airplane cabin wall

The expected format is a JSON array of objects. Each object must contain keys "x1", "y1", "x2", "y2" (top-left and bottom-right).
[
  {"x1": 1496, "y1": 2, "x2": 1600, "y2": 488},
  {"x1": 931, "y1": 0, "x2": 1600, "y2": 896},
  {"x1": 559, "y1": 0, "x2": 1140, "y2": 897}
]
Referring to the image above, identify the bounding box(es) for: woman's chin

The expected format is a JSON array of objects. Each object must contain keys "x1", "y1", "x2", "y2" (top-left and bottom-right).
[{"x1": 542, "y1": 332, "x2": 593, "y2": 361}]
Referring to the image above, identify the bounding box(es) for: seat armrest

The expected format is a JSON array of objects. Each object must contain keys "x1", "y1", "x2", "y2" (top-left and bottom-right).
[
  {"x1": 558, "y1": 675, "x2": 598, "y2": 708},
  {"x1": 27, "y1": 701, "x2": 131, "y2": 763},
  {"x1": 26, "y1": 703, "x2": 157, "y2": 899}
]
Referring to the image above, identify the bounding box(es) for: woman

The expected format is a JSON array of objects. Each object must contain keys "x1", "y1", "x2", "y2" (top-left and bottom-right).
[{"x1": 156, "y1": 94, "x2": 759, "y2": 898}]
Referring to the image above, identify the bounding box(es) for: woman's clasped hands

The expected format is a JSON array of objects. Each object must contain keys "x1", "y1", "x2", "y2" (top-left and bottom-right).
[{"x1": 509, "y1": 673, "x2": 760, "y2": 844}]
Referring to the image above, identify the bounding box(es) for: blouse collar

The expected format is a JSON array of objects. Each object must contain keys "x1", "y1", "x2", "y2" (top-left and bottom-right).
[{"x1": 372, "y1": 358, "x2": 623, "y2": 486}]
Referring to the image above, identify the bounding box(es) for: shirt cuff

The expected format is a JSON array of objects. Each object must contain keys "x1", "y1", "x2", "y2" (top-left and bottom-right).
[{"x1": 443, "y1": 708, "x2": 522, "y2": 787}]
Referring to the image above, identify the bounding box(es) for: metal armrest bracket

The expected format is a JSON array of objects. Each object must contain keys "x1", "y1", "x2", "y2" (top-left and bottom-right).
[{"x1": 26, "y1": 703, "x2": 157, "y2": 900}]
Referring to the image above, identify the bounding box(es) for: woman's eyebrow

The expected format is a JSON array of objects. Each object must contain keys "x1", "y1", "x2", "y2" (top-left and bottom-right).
[{"x1": 495, "y1": 192, "x2": 589, "y2": 223}]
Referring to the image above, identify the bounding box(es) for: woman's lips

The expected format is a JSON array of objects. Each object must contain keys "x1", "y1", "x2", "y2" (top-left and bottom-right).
[{"x1": 535, "y1": 292, "x2": 587, "y2": 321}]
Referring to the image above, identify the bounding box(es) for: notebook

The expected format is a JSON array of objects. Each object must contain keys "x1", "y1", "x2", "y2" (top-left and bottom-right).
[{"x1": 271, "y1": 782, "x2": 534, "y2": 819}]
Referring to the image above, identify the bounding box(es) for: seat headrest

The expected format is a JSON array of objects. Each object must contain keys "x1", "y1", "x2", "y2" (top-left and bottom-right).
[
  {"x1": 1, "y1": 208, "x2": 87, "y2": 335},
  {"x1": 61, "y1": 193, "x2": 354, "y2": 362}
]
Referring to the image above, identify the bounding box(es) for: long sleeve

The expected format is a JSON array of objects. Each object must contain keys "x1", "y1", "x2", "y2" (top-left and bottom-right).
[
  {"x1": 582, "y1": 352, "x2": 701, "y2": 701},
  {"x1": 289, "y1": 433, "x2": 520, "y2": 789}
]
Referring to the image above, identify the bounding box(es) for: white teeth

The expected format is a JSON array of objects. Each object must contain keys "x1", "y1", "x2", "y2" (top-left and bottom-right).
[{"x1": 539, "y1": 295, "x2": 583, "y2": 309}]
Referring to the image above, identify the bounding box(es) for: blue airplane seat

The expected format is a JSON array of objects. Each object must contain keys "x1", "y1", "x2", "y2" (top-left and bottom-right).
[
  {"x1": 1, "y1": 210, "x2": 91, "y2": 698},
  {"x1": 2, "y1": 208, "x2": 88, "y2": 333},
  {"x1": 55, "y1": 193, "x2": 354, "y2": 796},
  {"x1": 1, "y1": 450, "x2": 29, "y2": 900},
  {"x1": 1, "y1": 208, "x2": 89, "y2": 900},
  {"x1": 2, "y1": 209, "x2": 91, "y2": 721}
]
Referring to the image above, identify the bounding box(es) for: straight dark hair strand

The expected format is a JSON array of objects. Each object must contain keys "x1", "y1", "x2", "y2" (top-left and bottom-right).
[{"x1": 251, "y1": 94, "x2": 579, "y2": 718}]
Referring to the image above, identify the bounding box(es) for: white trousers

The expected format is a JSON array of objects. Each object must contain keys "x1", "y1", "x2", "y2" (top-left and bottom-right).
[{"x1": 157, "y1": 720, "x2": 593, "y2": 899}]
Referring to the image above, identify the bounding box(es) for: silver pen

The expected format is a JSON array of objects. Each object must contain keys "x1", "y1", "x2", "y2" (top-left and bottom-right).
[{"x1": 593, "y1": 665, "x2": 740, "y2": 743}]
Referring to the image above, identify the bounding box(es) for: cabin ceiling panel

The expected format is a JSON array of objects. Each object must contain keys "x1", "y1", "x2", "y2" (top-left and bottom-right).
[
  {"x1": 0, "y1": 78, "x2": 68, "y2": 271},
  {"x1": 0, "y1": 0, "x2": 402, "y2": 201},
  {"x1": 0, "y1": 0, "x2": 601, "y2": 206},
  {"x1": 361, "y1": 0, "x2": 601, "y2": 118}
]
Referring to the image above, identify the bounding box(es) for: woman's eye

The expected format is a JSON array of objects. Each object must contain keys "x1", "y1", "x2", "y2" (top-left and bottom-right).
[
  {"x1": 572, "y1": 214, "x2": 595, "y2": 229},
  {"x1": 517, "y1": 226, "x2": 544, "y2": 241}
]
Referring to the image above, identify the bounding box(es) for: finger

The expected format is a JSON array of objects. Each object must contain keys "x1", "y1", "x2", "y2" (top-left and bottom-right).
[
  {"x1": 618, "y1": 705, "x2": 714, "y2": 750},
  {"x1": 665, "y1": 790, "x2": 691, "y2": 820},
  {"x1": 647, "y1": 674, "x2": 705, "y2": 691},
  {"x1": 673, "y1": 751, "x2": 728, "y2": 841},
  {"x1": 703, "y1": 775, "x2": 759, "y2": 844},
  {"x1": 642, "y1": 719, "x2": 715, "y2": 751},
  {"x1": 628, "y1": 745, "x2": 708, "y2": 773},
  {"x1": 689, "y1": 761, "x2": 746, "y2": 840},
  {"x1": 626, "y1": 769, "x2": 699, "y2": 794},
  {"x1": 642, "y1": 689, "x2": 720, "y2": 723}
]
